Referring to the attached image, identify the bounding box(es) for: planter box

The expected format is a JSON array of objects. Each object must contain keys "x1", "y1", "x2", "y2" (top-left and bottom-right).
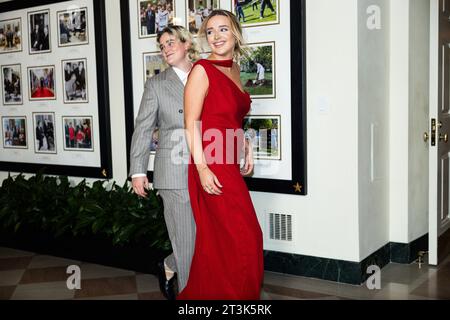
[{"x1": 0, "y1": 226, "x2": 170, "y2": 275}]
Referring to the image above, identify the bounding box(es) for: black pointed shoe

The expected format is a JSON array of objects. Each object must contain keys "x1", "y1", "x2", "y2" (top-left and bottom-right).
[
  {"x1": 156, "y1": 262, "x2": 178, "y2": 300},
  {"x1": 165, "y1": 273, "x2": 178, "y2": 301}
]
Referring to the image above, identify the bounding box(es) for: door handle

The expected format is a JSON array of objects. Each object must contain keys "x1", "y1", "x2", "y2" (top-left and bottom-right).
[{"x1": 440, "y1": 133, "x2": 449, "y2": 143}]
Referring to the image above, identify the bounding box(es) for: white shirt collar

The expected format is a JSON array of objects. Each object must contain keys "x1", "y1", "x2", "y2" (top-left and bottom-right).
[{"x1": 172, "y1": 66, "x2": 190, "y2": 86}]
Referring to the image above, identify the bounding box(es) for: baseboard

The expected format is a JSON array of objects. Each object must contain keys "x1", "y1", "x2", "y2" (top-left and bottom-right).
[
  {"x1": 390, "y1": 234, "x2": 428, "y2": 264},
  {"x1": 264, "y1": 235, "x2": 428, "y2": 285}
]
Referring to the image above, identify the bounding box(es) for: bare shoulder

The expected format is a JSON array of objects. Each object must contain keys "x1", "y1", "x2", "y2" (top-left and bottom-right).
[
  {"x1": 187, "y1": 63, "x2": 208, "y2": 88},
  {"x1": 190, "y1": 63, "x2": 208, "y2": 79}
]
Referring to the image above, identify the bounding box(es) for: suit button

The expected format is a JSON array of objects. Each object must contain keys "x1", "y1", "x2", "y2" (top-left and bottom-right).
[{"x1": 179, "y1": 109, "x2": 183, "y2": 114}]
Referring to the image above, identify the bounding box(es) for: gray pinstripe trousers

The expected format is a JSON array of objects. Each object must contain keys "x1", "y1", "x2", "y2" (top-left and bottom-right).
[{"x1": 158, "y1": 189, "x2": 196, "y2": 291}]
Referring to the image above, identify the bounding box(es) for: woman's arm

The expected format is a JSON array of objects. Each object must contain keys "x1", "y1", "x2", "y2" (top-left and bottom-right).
[
  {"x1": 184, "y1": 65, "x2": 223, "y2": 195},
  {"x1": 232, "y1": 63, "x2": 254, "y2": 176},
  {"x1": 129, "y1": 79, "x2": 159, "y2": 197}
]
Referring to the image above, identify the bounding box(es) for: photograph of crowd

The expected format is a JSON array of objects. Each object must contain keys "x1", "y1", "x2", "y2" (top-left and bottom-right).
[
  {"x1": 63, "y1": 116, "x2": 93, "y2": 151},
  {"x1": 232, "y1": 0, "x2": 278, "y2": 27},
  {"x1": 28, "y1": 9, "x2": 50, "y2": 54},
  {"x1": 187, "y1": 0, "x2": 218, "y2": 34},
  {"x1": 139, "y1": 0, "x2": 175, "y2": 38},
  {"x1": 0, "y1": 18, "x2": 22, "y2": 53},
  {"x1": 2, "y1": 64, "x2": 22, "y2": 105},
  {"x1": 33, "y1": 113, "x2": 56, "y2": 153},
  {"x1": 58, "y1": 8, "x2": 88, "y2": 47},
  {"x1": 2, "y1": 116, "x2": 27, "y2": 149},
  {"x1": 28, "y1": 66, "x2": 56, "y2": 100},
  {"x1": 62, "y1": 58, "x2": 87, "y2": 103},
  {"x1": 240, "y1": 42, "x2": 275, "y2": 98},
  {"x1": 243, "y1": 115, "x2": 280, "y2": 160},
  {"x1": 143, "y1": 51, "x2": 168, "y2": 82}
]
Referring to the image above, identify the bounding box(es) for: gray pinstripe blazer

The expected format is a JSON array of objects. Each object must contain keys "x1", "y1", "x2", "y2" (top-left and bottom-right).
[{"x1": 129, "y1": 67, "x2": 189, "y2": 190}]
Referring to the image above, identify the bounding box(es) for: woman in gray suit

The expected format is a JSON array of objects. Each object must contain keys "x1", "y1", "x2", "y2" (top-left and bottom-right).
[{"x1": 129, "y1": 25, "x2": 199, "y2": 300}]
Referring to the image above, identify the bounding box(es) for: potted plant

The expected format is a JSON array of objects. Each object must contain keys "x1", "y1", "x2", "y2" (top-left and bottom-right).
[{"x1": 0, "y1": 172, "x2": 170, "y2": 274}]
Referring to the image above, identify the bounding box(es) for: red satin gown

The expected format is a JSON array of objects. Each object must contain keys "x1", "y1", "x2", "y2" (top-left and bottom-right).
[{"x1": 177, "y1": 59, "x2": 264, "y2": 300}]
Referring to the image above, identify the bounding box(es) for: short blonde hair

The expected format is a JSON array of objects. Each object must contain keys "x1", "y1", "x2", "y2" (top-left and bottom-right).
[
  {"x1": 157, "y1": 25, "x2": 200, "y2": 62},
  {"x1": 198, "y1": 10, "x2": 246, "y2": 61}
]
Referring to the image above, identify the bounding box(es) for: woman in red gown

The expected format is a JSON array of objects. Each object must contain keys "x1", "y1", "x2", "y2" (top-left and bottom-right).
[{"x1": 178, "y1": 10, "x2": 264, "y2": 300}]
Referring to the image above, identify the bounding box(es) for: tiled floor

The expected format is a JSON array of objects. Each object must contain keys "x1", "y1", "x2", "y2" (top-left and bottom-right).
[{"x1": 0, "y1": 246, "x2": 449, "y2": 300}]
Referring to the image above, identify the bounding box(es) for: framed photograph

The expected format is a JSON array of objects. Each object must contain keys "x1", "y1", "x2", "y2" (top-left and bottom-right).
[
  {"x1": 121, "y1": 0, "x2": 307, "y2": 195},
  {"x1": 28, "y1": 65, "x2": 56, "y2": 101},
  {"x1": 186, "y1": 0, "x2": 219, "y2": 35},
  {"x1": 62, "y1": 58, "x2": 88, "y2": 103},
  {"x1": 0, "y1": 0, "x2": 112, "y2": 179},
  {"x1": 0, "y1": 18, "x2": 22, "y2": 54},
  {"x1": 143, "y1": 51, "x2": 168, "y2": 83},
  {"x1": 33, "y1": 112, "x2": 56, "y2": 154},
  {"x1": 231, "y1": 0, "x2": 279, "y2": 28},
  {"x1": 63, "y1": 116, "x2": 93, "y2": 152},
  {"x1": 138, "y1": 0, "x2": 176, "y2": 38},
  {"x1": 243, "y1": 115, "x2": 280, "y2": 160},
  {"x1": 28, "y1": 9, "x2": 51, "y2": 54},
  {"x1": 1, "y1": 64, "x2": 23, "y2": 105},
  {"x1": 57, "y1": 7, "x2": 89, "y2": 47},
  {"x1": 240, "y1": 41, "x2": 275, "y2": 99},
  {"x1": 2, "y1": 116, "x2": 27, "y2": 149}
]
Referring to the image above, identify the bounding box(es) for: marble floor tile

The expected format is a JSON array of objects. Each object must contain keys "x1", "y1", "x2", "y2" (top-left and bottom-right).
[
  {"x1": 78, "y1": 263, "x2": 136, "y2": 280},
  {"x1": 0, "y1": 286, "x2": 16, "y2": 300},
  {"x1": 0, "y1": 269, "x2": 25, "y2": 286},
  {"x1": 410, "y1": 262, "x2": 450, "y2": 299},
  {"x1": 28, "y1": 255, "x2": 81, "y2": 269},
  {"x1": 74, "y1": 276, "x2": 137, "y2": 299},
  {"x1": 136, "y1": 274, "x2": 160, "y2": 293},
  {"x1": 263, "y1": 283, "x2": 335, "y2": 299},
  {"x1": 265, "y1": 292, "x2": 299, "y2": 300},
  {"x1": 11, "y1": 281, "x2": 75, "y2": 300},
  {"x1": 0, "y1": 247, "x2": 35, "y2": 259},
  {"x1": 0, "y1": 257, "x2": 32, "y2": 271},
  {"x1": 19, "y1": 266, "x2": 69, "y2": 284},
  {"x1": 138, "y1": 291, "x2": 166, "y2": 300},
  {"x1": 76, "y1": 293, "x2": 139, "y2": 300}
]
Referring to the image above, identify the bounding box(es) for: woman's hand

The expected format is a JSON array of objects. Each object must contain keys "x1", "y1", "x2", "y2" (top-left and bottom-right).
[
  {"x1": 132, "y1": 176, "x2": 149, "y2": 198},
  {"x1": 240, "y1": 138, "x2": 254, "y2": 176},
  {"x1": 198, "y1": 166, "x2": 223, "y2": 195}
]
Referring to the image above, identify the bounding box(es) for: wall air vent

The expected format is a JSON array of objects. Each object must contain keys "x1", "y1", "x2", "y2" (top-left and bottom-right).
[{"x1": 269, "y1": 213, "x2": 293, "y2": 241}]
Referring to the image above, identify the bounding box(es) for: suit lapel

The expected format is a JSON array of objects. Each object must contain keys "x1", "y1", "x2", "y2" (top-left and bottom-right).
[{"x1": 165, "y1": 67, "x2": 184, "y2": 102}]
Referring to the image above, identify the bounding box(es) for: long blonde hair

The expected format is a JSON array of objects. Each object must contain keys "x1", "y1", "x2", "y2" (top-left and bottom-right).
[
  {"x1": 198, "y1": 9, "x2": 246, "y2": 61},
  {"x1": 157, "y1": 25, "x2": 200, "y2": 62}
]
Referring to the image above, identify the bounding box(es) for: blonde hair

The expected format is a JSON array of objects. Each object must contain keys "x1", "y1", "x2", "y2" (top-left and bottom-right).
[
  {"x1": 198, "y1": 9, "x2": 246, "y2": 61},
  {"x1": 157, "y1": 25, "x2": 200, "y2": 62}
]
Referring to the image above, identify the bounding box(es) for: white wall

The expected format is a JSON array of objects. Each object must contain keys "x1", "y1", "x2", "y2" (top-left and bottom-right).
[
  {"x1": 407, "y1": 0, "x2": 429, "y2": 242},
  {"x1": 357, "y1": 0, "x2": 390, "y2": 260},
  {"x1": 389, "y1": 0, "x2": 410, "y2": 244},
  {"x1": 252, "y1": 0, "x2": 361, "y2": 262},
  {"x1": 389, "y1": 0, "x2": 429, "y2": 244}
]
